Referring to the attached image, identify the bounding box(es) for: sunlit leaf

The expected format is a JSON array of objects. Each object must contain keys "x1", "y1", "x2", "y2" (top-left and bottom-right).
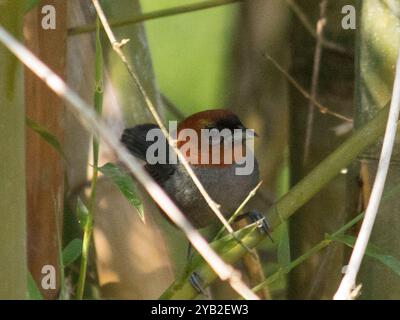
[
  {"x1": 98, "y1": 162, "x2": 145, "y2": 222},
  {"x1": 62, "y1": 238, "x2": 83, "y2": 267}
]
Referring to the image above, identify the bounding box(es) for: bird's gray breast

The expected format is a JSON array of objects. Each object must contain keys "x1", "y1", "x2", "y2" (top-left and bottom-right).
[{"x1": 162, "y1": 161, "x2": 260, "y2": 228}]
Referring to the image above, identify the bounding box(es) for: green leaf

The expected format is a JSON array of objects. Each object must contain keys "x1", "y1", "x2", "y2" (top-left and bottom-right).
[
  {"x1": 26, "y1": 117, "x2": 65, "y2": 159},
  {"x1": 98, "y1": 162, "x2": 145, "y2": 222},
  {"x1": 76, "y1": 197, "x2": 90, "y2": 230},
  {"x1": 27, "y1": 272, "x2": 43, "y2": 300},
  {"x1": 62, "y1": 238, "x2": 83, "y2": 267},
  {"x1": 331, "y1": 234, "x2": 400, "y2": 277}
]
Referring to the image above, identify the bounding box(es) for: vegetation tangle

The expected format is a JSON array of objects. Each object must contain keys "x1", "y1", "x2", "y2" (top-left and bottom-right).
[{"x1": 1, "y1": 0, "x2": 400, "y2": 301}]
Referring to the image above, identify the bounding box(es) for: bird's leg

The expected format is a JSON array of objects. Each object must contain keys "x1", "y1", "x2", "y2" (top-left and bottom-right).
[
  {"x1": 189, "y1": 271, "x2": 209, "y2": 297},
  {"x1": 188, "y1": 211, "x2": 271, "y2": 296},
  {"x1": 185, "y1": 242, "x2": 209, "y2": 297},
  {"x1": 235, "y1": 210, "x2": 274, "y2": 242}
]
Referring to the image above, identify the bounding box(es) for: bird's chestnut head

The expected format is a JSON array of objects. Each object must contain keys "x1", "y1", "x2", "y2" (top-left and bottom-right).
[
  {"x1": 177, "y1": 109, "x2": 246, "y2": 133},
  {"x1": 175, "y1": 109, "x2": 256, "y2": 167}
]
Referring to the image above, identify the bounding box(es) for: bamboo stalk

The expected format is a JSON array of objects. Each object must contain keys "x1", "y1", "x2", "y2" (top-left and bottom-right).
[{"x1": 255, "y1": 181, "x2": 400, "y2": 293}]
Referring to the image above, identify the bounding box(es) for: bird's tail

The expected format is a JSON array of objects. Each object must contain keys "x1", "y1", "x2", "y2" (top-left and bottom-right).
[{"x1": 121, "y1": 124, "x2": 160, "y2": 161}]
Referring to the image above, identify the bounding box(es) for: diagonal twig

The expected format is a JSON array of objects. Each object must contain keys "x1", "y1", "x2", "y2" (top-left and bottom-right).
[
  {"x1": 213, "y1": 181, "x2": 263, "y2": 241},
  {"x1": 263, "y1": 52, "x2": 353, "y2": 123}
]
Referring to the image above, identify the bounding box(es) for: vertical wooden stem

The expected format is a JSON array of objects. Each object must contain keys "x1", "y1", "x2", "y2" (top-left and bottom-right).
[{"x1": 24, "y1": 0, "x2": 67, "y2": 299}]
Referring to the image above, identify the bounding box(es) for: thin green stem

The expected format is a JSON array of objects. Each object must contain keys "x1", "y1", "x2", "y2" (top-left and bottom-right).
[
  {"x1": 76, "y1": 18, "x2": 103, "y2": 300},
  {"x1": 68, "y1": 0, "x2": 245, "y2": 36},
  {"x1": 253, "y1": 180, "x2": 400, "y2": 293},
  {"x1": 76, "y1": 179, "x2": 95, "y2": 299}
]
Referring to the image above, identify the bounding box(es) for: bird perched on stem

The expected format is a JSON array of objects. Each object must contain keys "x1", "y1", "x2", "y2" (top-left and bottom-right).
[
  {"x1": 121, "y1": 109, "x2": 264, "y2": 230},
  {"x1": 122, "y1": 109, "x2": 271, "y2": 295}
]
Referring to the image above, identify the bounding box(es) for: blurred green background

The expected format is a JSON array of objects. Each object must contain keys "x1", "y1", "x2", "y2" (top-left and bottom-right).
[{"x1": 141, "y1": 0, "x2": 239, "y2": 114}]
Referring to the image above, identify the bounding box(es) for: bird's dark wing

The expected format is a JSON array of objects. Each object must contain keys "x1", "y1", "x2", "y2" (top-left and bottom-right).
[
  {"x1": 144, "y1": 163, "x2": 176, "y2": 186},
  {"x1": 121, "y1": 124, "x2": 159, "y2": 160},
  {"x1": 121, "y1": 124, "x2": 176, "y2": 185}
]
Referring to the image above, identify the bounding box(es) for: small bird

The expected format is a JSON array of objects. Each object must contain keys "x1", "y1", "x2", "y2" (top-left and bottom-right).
[{"x1": 121, "y1": 109, "x2": 262, "y2": 230}]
